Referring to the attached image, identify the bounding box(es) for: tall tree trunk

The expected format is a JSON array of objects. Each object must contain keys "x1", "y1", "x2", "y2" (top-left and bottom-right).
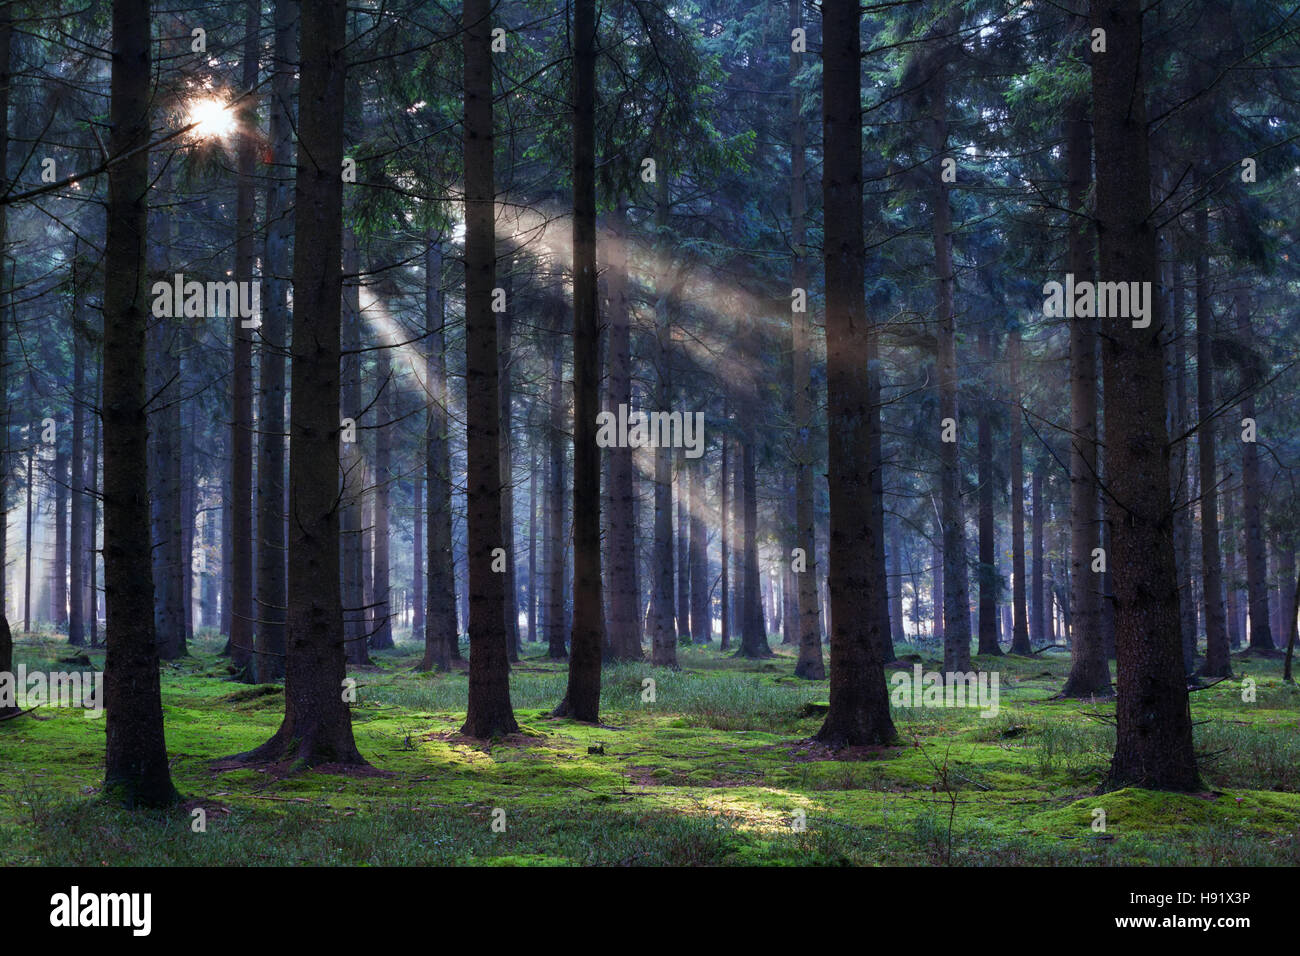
[
  {"x1": 929, "y1": 51, "x2": 972, "y2": 675},
  {"x1": 526, "y1": 451, "x2": 537, "y2": 641},
  {"x1": 603, "y1": 203, "x2": 641, "y2": 660},
  {"x1": 545, "y1": 295, "x2": 568, "y2": 660},
  {"x1": 370, "y1": 348, "x2": 393, "y2": 650},
  {"x1": 650, "y1": 178, "x2": 678, "y2": 670},
  {"x1": 89, "y1": 368, "x2": 101, "y2": 646},
  {"x1": 101, "y1": 0, "x2": 178, "y2": 805},
  {"x1": 1194, "y1": 194, "x2": 1231, "y2": 678},
  {"x1": 238, "y1": 0, "x2": 366, "y2": 767},
  {"x1": 719, "y1": 434, "x2": 730, "y2": 651},
  {"x1": 256, "y1": 0, "x2": 295, "y2": 682},
  {"x1": 1009, "y1": 328, "x2": 1032, "y2": 654},
  {"x1": 52, "y1": 447, "x2": 68, "y2": 628},
  {"x1": 976, "y1": 327, "x2": 1001, "y2": 656},
  {"x1": 676, "y1": 463, "x2": 690, "y2": 640},
  {"x1": 419, "y1": 242, "x2": 458, "y2": 671},
  {"x1": 931, "y1": 530, "x2": 943, "y2": 645},
  {"x1": 557, "y1": 0, "x2": 604, "y2": 720},
  {"x1": 340, "y1": 229, "x2": 370, "y2": 667},
  {"x1": 1170, "y1": 258, "x2": 1198, "y2": 671},
  {"x1": 689, "y1": 457, "x2": 710, "y2": 644},
  {"x1": 1091, "y1": 0, "x2": 1199, "y2": 790},
  {"x1": 1061, "y1": 93, "x2": 1109, "y2": 695},
  {"x1": 731, "y1": 438, "x2": 743, "y2": 643},
  {"x1": 0, "y1": 5, "x2": 13, "y2": 703},
  {"x1": 69, "y1": 294, "x2": 87, "y2": 646},
  {"x1": 227, "y1": 0, "x2": 258, "y2": 674},
  {"x1": 814, "y1": 0, "x2": 896, "y2": 747},
  {"x1": 1279, "y1": 545, "x2": 1296, "y2": 653},
  {"x1": 738, "y1": 422, "x2": 771, "y2": 658},
  {"x1": 1237, "y1": 293, "x2": 1274, "y2": 653},
  {"x1": 497, "y1": 282, "x2": 519, "y2": 663},
  {"x1": 460, "y1": 0, "x2": 519, "y2": 738},
  {"x1": 888, "y1": 526, "x2": 906, "y2": 650},
  {"x1": 412, "y1": 477, "x2": 424, "y2": 639},
  {"x1": 1031, "y1": 467, "x2": 1045, "y2": 647}
]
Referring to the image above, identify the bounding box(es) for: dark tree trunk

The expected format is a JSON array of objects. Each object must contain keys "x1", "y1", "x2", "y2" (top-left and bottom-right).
[
  {"x1": 0, "y1": 5, "x2": 13, "y2": 701},
  {"x1": 237, "y1": 0, "x2": 367, "y2": 767},
  {"x1": 1061, "y1": 93, "x2": 1109, "y2": 696},
  {"x1": 413, "y1": 477, "x2": 424, "y2": 639},
  {"x1": 460, "y1": 0, "x2": 519, "y2": 738},
  {"x1": 419, "y1": 242, "x2": 458, "y2": 672},
  {"x1": 1091, "y1": 0, "x2": 1199, "y2": 791},
  {"x1": 228, "y1": 0, "x2": 257, "y2": 674},
  {"x1": 496, "y1": 281, "x2": 518, "y2": 663},
  {"x1": 88, "y1": 370, "x2": 100, "y2": 646},
  {"x1": 101, "y1": 0, "x2": 178, "y2": 806},
  {"x1": 526, "y1": 450, "x2": 537, "y2": 641},
  {"x1": 676, "y1": 462, "x2": 690, "y2": 640},
  {"x1": 557, "y1": 0, "x2": 604, "y2": 721},
  {"x1": 868, "y1": 335, "x2": 895, "y2": 664},
  {"x1": 814, "y1": 0, "x2": 895, "y2": 747},
  {"x1": 719, "y1": 434, "x2": 731, "y2": 652},
  {"x1": 1009, "y1": 328, "x2": 1032, "y2": 654},
  {"x1": 1031, "y1": 467, "x2": 1046, "y2": 647},
  {"x1": 931, "y1": 532, "x2": 943, "y2": 645},
  {"x1": 1193, "y1": 194, "x2": 1231, "y2": 678},
  {"x1": 603, "y1": 204, "x2": 641, "y2": 660},
  {"x1": 69, "y1": 302, "x2": 87, "y2": 646},
  {"x1": 1169, "y1": 259, "x2": 1198, "y2": 671},
  {"x1": 976, "y1": 327, "x2": 1000, "y2": 656},
  {"x1": 256, "y1": 0, "x2": 295, "y2": 682},
  {"x1": 689, "y1": 457, "x2": 710, "y2": 644},
  {"x1": 340, "y1": 230, "x2": 370, "y2": 667},
  {"x1": 545, "y1": 295, "x2": 568, "y2": 661},
  {"x1": 929, "y1": 48, "x2": 971, "y2": 675},
  {"x1": 888, "y1": 527, "x2": 906, "y2": 650},
  {"x1": 1279, "y1": 546, "x2": 1296, "y2": 653},
  {"x1": 731, "y1": 444, "x2": 743, "y2": 643},
  {"x1": 1237, "y1": 293, "x2": 1274, "y2": 653},
  {"x1": 738, "y1": 425, "x2": 771, "y2": 658},
  {"x1": 371, "y1": 347, "x2": 394, "y2": 650},
  {"x1": 52, "y1": 447, "x2": 68, "y2": 627}
]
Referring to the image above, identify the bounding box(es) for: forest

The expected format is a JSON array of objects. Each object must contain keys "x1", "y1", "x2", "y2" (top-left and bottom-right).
[{"x1": 0, "y1": 0, "x2": 1298, "y2": 879}]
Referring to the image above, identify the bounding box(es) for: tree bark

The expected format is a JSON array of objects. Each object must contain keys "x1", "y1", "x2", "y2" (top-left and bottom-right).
[
  {"x1": 237, "y1": 0, "x2": 367, "y2": 767},
  {"x1": 1031, "y1": 467, "x2": 1045, "y2": 647},
  {"x1": 340, "y1": 229, "x2": 370, "y2": 667},
  {"x1": 1091, "y1": 0, "x2": 1199, "y2": 790},
  {"x1": 814, "y1": 0, "x2": 896, "y2": 747},
  {"x1": 1009, "y1": 328, "x2": 1032, "y2": 654},
  {"x1": 976, "y1": 327, "x2": 1001, "y2": 656},
  {"x1": 69, "y1": 291, "x2": 87, "y2": 646},
  {"x1": 689, "y1": 457, "x2": 710, "y2": 644},
  {"x1": 1061, "y1": 93, "x2": 1110, "y2": 695},
  {"x1": 545, "y1": 294, "x2": 568, "y2": 660},
  {"x1": 557, "y1": 0, "x2": 604, "y2": 721},
  {"x1": 371, "y1": 347, "x2": 394, "y2": 650},
  {"x1": 738, "y1": 421, "x2": 771, "y2": 658},
  {"x1": 1236, "y1": 293, "x2": 1274, "y2": 653},
  {"x1": 603, "y1": 204, "x2": 641, "y2": 660},
  {"x1": 419, "y1": 242, "x2": 458, "y2": 671},
  {"x1": 101, "y1": 0, "x2": 179, "y2": 805},
  {"x1": 1194, "y1": 193, "x2": 1231, "y2": 678},
  {"x1": 460, "y1": 0, "x2": 519, "y2": 738},
  {"x1": 719, "y1": 433, "x2": 730, "y2": 651},
  {"x1": 256, "y1": 0, "x2": 295, "y2": 682},
  {"x1": 227, "y1": 0, "x2": 258, "y2": 673}
]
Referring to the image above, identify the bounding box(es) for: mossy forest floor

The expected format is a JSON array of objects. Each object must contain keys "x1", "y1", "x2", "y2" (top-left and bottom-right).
[{"x1": 2, "y1": 631, "x2": 1298, "y2": 866}]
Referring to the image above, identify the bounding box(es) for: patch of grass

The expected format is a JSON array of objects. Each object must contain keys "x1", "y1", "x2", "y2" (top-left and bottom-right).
[{"x1": 1, "y1": 631, "x2": 1297, "y2": 865}]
